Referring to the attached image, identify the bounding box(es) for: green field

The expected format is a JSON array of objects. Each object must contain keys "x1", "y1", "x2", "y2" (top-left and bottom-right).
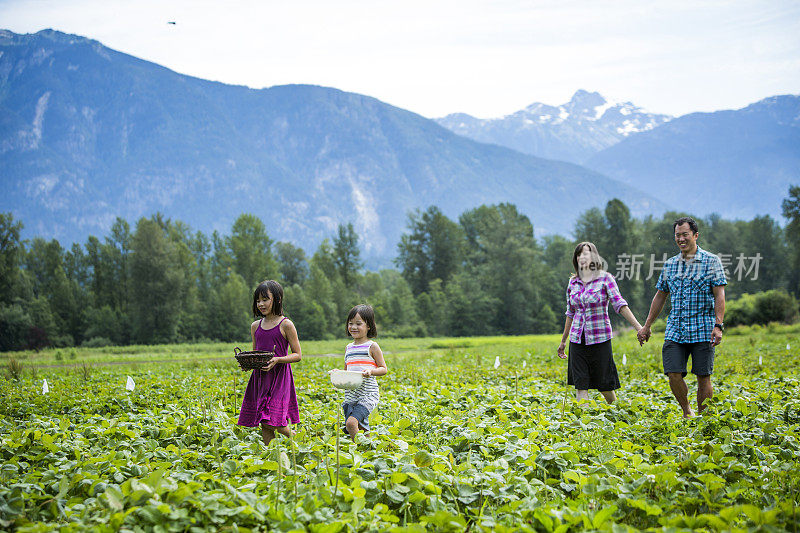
[{"x1": 2, "y1": 325, "x2": 800, "y2": 531}]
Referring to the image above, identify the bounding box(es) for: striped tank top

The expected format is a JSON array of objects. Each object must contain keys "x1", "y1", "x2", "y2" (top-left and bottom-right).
[{"x1": 343, "y1": 340, "x2": 379, "y2": 412}]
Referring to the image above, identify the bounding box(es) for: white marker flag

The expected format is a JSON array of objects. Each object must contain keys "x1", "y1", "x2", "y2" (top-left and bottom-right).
[
  {"x1": 622, "y1": 354, "x2": 627, "y2": 365},
  {"x1": 126, "y1": 376, "x2": 135, "y2": 391},
  {"x1": 494, "y1": 356, "x2": 500, "y2": 369},
  {"x1": 42, "y1": 379, "x2": 49, "y2": 394},
  {"x1": 522, "y1": 360, "x2": 527, "y2": 368},
  {"x1": 788, "y1": 344, "x2": 791, "y2": 351},
  {"x1": 759, "y1": 354, "x2": 763, "y2": 366}
]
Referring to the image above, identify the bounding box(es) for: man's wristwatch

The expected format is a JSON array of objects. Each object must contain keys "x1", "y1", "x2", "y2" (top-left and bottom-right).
[{"x1": 714, "y1": 323, "x2": 724, "y2": 332}]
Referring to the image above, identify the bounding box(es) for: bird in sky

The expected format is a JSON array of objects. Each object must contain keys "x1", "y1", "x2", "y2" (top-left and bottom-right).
[{"x1": 167, "y1": 21, "x2": 176, "y2": 25}]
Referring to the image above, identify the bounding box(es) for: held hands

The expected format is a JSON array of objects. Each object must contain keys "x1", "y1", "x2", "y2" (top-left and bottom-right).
[
  {"x1": 557, "y1": 341, "x2": 567, "y2": 359},
  {"x1": 637, "y1": 325, "x2": 651, "y2": 346}
]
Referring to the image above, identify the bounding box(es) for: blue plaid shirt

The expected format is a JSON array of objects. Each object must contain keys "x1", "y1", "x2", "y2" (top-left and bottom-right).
[{"x1": 655, "y1": 246, "x2": 727, "y2": 343}]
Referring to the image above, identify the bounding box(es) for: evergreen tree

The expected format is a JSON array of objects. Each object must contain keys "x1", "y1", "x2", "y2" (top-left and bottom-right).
[
  {"x1": 189, "y1": 231, "x2": 212, "y2": 291},
  {"x1": 24, "y1": 238, "x2": 78, "y2": 345},
  {"x1": 105, "y1": 218, "x2": 131, "y2": 314},
  {"x1": 357, "y1": 271, "x2": 384, "y2": 302},
  {"x1": 64, "y1": 242, "x2": 91, "y2": 344},
  {"x1": 25, "y1": 238, "x2": 63, "y2": 298},
  {"x1": 459, "y1": 203, "x2": 542, "y2": 334},
  {"x1": 573, "y1": 207, "x2": 608, "y2": 258},
  {"x1": 26, "y1": 297, "x2": 56, "y2": 349},
  {"x1": 84, "y1": 305, "x2": 125, "y2": 345},
  {"x1": 727, "y1": 215, "x2": 786, "y2": 296},
  {"x1": 0, "y1": 303, "x2": 33, "y2": 351},
  {"x1": 377, "y1": 270, "x2": 419, "y2": 334},
  {"x1": 208, "y1": 272, "x2": 251, "y2": 342},
  {"x1": 333, "y1": 223, "x2": 363, "y2": 288},
  {"x1": 228, "y1": 214, "x2": 279, "y2": 288},
  {"x1": 209, "y1": 230, "x2": 233, "y2": 282},
  {"x1": 306, "y1": 253, "x2": 340, "y2": 337},
  {"x1": 164, "y1": 220, "x2": 205, "y2": 341},
  {"x1": 782, "y1": 185, "x2": 800, "y2": 296},
  {"x1": 539, "y1": 235, "x2": 575, "y2": 330},
  {"x1": 603, "y1": 199, "x2": 643, "y2": 318},
  {"x1": 284, "y1": 284, "x2": 328, "y2": 340},
  {"x1": 130, "y1": 217, "x2": 184, "y2": 344},
  {"x1": 312, "y1": 239, "x2": 339, "y2": 281},
  {"x1": 0, "y1": 213, "x2": 24, "y2": 304},
  {"x1": 396, "y1": 206, "x2": 464, "y2": 293},
  {"x1": 444, "y1": 272, "x2": 500, "y2": 336},
  {"x1": 65, "y1": 243, "x2": 89, "y2": 289},
  {"x1": 639, "y1": 212, "x2": 685, "y2": 295},
  {"x1": 2, "y1": 199, "x2": 793, "y2": 347},
  {"x1": 85, "y1": 232, "x2": 129, "y2": 314},
  {"x1": 416, "y1": 279, "x2": 448, "y2": 336},
  {"x1": 275, "y1": 242, "x2": 309, "y2": 286}
]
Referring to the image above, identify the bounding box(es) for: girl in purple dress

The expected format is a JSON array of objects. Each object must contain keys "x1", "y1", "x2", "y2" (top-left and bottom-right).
[{"x1": 237, "y1": 280, "x2": 301, "y2": 445}]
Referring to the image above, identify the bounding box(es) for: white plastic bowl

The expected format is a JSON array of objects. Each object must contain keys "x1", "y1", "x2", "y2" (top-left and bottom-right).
[{"x1": 329, "y1": 369, "x2": 363, "y2": 390}]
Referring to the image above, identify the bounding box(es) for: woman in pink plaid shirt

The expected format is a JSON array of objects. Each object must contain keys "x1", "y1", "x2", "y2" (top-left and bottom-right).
[{"x1": 557, "y1": 242, "x2": 643, "y2": 403}]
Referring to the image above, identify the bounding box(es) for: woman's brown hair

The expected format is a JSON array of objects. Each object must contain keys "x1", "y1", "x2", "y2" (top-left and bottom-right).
[{"x1": 571, "y1": 241, "x2": 606, "y2": 276}]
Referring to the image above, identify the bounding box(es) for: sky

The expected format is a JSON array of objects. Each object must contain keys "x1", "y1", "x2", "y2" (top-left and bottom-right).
[{"x1": 1, "y1": 0, "x2": 799, "y2": 119}]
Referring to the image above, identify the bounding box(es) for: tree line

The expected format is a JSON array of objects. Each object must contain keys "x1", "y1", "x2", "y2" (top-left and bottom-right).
[{"x1": 2, "y1": 187, "x2": 799, "y2": 351}]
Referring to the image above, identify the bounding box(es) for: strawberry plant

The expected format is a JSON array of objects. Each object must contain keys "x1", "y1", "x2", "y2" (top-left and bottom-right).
[{"x1": 1, "y1": 328, "x2": 799, "y2": 530}]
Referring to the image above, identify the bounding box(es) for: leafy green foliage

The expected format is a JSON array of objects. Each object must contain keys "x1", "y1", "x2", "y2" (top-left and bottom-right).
[
  {"x1": 396, "y1": 206, "x2": 465, "y2": 294},
  {"x1": 228, "y1": 214, "x2": 279, "y2": 289},
  {"x1": 727, "y1": 290, "x2": 799, "y2": 327},
  {"x1": 1, "y1": 189, "x2": 798, "y2": 350},
  {"x1": 2, "y1": 330, "x2": 799, "y2": 530},
  {"x1": 130, "y1": 217, "x2": 185, "y2": 344},
  {"x1": 333, "y1": 223, "x2": 364, "y2": 289},
  {"x1": 0, "y1": 213, "x2": 24, "y2": 305},
  {"x1": 782, "y1": 185, "x2": 800, "y2": 296}
]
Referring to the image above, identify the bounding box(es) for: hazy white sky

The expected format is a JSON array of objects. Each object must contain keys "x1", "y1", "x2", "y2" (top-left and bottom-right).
[{"x1": 1, "y1": 0, "x2": 799, "y2": 118}]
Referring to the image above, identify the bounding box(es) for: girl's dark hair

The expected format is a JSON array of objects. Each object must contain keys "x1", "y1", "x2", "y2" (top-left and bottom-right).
[
  {"x1": 346, "y1": 304, "x2": 377, "y2": 338},
  {"x1": 252, "y1": 280, "x2": 284, "y2": 317},
  {"x1": 571, "y1": 241, "x2": 605, "y2": 276}
]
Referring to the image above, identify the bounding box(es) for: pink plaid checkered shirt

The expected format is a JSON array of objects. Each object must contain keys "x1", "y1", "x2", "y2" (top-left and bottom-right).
[{"x1": 565, "y1": 272, "x2": 628, "y2": 345}]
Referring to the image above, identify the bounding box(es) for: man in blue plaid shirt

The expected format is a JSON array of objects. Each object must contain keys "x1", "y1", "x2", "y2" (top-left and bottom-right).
[{"x1": 638, "y1": 217, "x2": 727, "y2": 418}]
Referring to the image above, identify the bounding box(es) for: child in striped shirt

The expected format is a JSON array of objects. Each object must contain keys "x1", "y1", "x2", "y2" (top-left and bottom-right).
[{"x1": 343, "y1": 304, "x2": 387, "y2": 440}]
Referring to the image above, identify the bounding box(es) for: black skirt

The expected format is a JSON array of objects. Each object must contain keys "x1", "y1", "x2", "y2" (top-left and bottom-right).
[{"x1": 567, "y1": 338, "x2": 620, "y2": 391}]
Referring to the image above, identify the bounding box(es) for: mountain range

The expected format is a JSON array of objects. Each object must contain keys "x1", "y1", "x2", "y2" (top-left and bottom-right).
[
  {"x1": 1, "y1": 29, "x2": 798, "y2": 265},
  {"x1": 437, "y1": 92, "x2": 800, "y2": 221},
  {"x1": 435, "y1": 90, "x2": 672, "y2": 164},
  {"x1": 0, "y1": 29, "x2": 661, "y2": 263},
  {"x1": 584, "y1": 95, "x2": 800, "y2": 220}
]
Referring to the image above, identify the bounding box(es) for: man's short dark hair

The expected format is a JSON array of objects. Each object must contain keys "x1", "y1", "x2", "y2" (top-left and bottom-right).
[{"x1": 673, "y1": 217, "x2": 699, "y2": 234}]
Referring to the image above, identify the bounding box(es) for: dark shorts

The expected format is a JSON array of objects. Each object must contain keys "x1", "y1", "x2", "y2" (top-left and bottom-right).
[
  {"x1": 568, "y1": 338, "x2": 620, "y2": 391},
  {"x1": 662, "y1": 340, "x2": 714, "y2": 376},
  {"x1": 342, "y1": 402, "x2": 370, "y2": 431}
]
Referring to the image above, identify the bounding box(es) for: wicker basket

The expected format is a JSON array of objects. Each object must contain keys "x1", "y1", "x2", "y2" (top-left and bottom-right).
[{"x1": 233, "y1": 346, "x2": 275, "y2": 371}]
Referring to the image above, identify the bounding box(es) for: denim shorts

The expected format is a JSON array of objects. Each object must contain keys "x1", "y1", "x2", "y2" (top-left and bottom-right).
[
  {"x1": 662, "y1": 340, "x2": 715, "y2": 376},
  {"x1": 342, "y1": 402, "x2": 370, "y2": 431}
]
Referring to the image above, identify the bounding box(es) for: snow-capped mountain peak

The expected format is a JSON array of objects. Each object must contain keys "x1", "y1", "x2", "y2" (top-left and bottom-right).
[{"x1": 435, "y1": 90, "x2": 673, "y2": 163}]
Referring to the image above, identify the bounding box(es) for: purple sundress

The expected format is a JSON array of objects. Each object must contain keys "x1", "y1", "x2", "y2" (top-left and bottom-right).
[{"x1": 237, "y1": 317, "x2": 300, "y2": 427}]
